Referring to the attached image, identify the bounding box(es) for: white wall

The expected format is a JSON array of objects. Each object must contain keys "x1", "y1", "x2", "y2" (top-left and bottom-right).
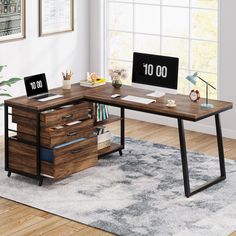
[
  {"x1": 0, "y1": 0, "x2": 90, "y2": 135},
  {"x1": 89, "y1": 0, "x2": 236, "y2": 139}
]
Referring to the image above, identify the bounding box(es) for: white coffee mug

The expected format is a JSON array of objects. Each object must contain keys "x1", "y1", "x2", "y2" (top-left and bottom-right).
[{"x1": 167, "y1": 99, "x2": 175, "y2": 106}]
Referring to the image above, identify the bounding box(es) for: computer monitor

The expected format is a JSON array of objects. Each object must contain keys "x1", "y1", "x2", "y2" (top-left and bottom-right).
[{"x1": 132, "y1": 52, "x2": 179, "y2": 94}]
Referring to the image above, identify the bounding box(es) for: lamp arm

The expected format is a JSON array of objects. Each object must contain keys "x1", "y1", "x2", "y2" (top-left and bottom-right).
[{"x1": 197, "y1": 76, "x2": 216, "y2": 90}]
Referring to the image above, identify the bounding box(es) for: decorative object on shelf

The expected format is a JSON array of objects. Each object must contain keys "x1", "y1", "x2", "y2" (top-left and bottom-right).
[
  {"x1": 0, "y1": 0, "x2": 25, "y2": 42},
  {"x1": 62, "y1": 70, "x2": 73, "y2": 90},
  {"x1": 80, "y1": 72, "x2": 106, "y2": 88},
  {"x1": 166, "y1": 99, "x2": 176, "y2": 108},
  {"x1": 109, "y1": 68, "x2": 128, "y2": 89},
  {"x1": 186, "y1": 72, "x2": 216, "y2": 109},
  {"x1": 0, "y1": 65, "x2": 22, "y2": 107},
  {"x1": 95, "y1": 126, "x2": 111, "y2": 150},
  {"x1": 189, "y1": 89, "x2": 200, "y2": 102},
  {"x1": 39, "y1": 0, "x2": 74, "y2": 36}
]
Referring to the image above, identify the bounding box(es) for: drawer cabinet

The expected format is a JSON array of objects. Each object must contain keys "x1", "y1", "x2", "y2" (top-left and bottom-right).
[{"x1": 8, "y1": 101, "x2": 99, "y2": 182}]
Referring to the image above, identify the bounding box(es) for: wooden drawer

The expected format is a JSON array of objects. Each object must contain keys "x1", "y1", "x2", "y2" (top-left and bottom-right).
[
  {"x1": 41, "y1": 155, "x2": 97, "y2": 180},
  {"x1": 8, "y1": 139, "x2": 37, "y2": 175},
  {"x1": 8, "y1": 136, "x2": 98, "y2": 180},
  {"x1": 17, "y1": 119, "x2": 94, "y2": 148},
  {"x1": 41, "y1": 136, "x2": 98, "y2": 179},
  {"x1": 12, "y1": 102, "x2": 90, "y2": 127}
]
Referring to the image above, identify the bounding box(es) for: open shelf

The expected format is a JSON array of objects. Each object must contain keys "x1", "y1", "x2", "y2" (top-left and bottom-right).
[
  {"x1": 98, "y1": 143, "x2": 123, "y2": 158},
  {"x1": 95, "y1": 115, "x2": 122, "y2": 127}
]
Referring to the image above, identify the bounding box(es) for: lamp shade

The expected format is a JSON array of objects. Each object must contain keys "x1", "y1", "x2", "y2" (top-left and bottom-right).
[{"x1": 186, "y1": 72, "x2": 198, "y2": 85}]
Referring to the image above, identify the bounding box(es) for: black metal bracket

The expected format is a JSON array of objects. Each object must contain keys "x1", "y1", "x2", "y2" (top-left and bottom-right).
[{"x1": 178, "y1": 114, "x2": 226, "y2": 198}]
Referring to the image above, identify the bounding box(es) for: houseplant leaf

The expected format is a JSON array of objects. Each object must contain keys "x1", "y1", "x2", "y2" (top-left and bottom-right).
[
  {"x1": 0, "y1": 93, "x2": 12, "y2": 97},
  {"x1": 0, "y1": 65, "x2": 6, "y2": 73},
  {"x1": 0, "y1": 77, "x2": 22, "y2": 87}
]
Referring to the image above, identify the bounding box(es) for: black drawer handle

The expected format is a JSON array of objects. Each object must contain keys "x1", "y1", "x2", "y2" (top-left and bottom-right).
[
  {"x1": 67, "y1": 131, "x2": 78, "y2": 136},
  {"x1": 70, "y1": 149, "x2": 81, "y2": 154},
  {"x1": 62, "y1": 114, "x2": 73, "y2": 119}
]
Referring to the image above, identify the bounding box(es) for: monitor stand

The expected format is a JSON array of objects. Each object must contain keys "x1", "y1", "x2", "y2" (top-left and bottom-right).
[{"x1": 146, "y1": 91, "x2": 165, "y2": 98}]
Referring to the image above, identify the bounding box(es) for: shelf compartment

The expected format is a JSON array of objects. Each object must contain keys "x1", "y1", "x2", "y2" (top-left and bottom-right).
[
  {"x1": 95, "y1": 115, "x2": 122, "y2": 127},
  {"x1": 98, "y1": 142, "x2": 123, "y2": 158}
]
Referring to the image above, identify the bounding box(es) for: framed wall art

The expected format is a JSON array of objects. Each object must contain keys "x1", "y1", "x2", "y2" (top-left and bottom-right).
[
  {"x1": 0, "y1": 0, "x2": 25, "y2": 42},
  {"x1": 39, "y1": 0, "x2": 74, "y2": 36}
]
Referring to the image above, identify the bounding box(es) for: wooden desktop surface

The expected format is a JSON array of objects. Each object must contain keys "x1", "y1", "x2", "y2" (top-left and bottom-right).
[{"x1": 5, "y1": 83, "x2": 233, "y2": 121}]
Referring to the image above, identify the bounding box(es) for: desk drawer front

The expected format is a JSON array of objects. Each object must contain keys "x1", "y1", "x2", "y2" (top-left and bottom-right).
[
  {"x1": 17, "y1": 119, "x2": 94, "y2": 148},
  {"x1": 41, "y1": 102, "x2": 89, "y2": 127},
  {"x1": 12, "y1": 102, "x2": 90, "y2": 127},
  {"x1": 41, "y1": 154, "x2": 98, "y2": 180},
  {"x1": 41, "y1": 136, "x2": 98, "y2": 179}
]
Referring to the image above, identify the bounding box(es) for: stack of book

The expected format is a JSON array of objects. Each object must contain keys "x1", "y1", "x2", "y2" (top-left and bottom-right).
[
  {"x1": 80, "y1": 78, "x2": 106, "y2": 88},
  {"x1": 96, "y1": 104, "x2": 109, "y2": 122}
]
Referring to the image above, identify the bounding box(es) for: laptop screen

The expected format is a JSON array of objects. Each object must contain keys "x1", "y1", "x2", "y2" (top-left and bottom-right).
[{"x1": 24, "y1": 73, "x2": 48, "y2": 97}]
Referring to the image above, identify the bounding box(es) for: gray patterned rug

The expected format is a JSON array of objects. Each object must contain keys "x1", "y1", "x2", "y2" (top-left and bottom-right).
[{"x1": 1, "y1": 137, "x2": 236, "y2": 236}]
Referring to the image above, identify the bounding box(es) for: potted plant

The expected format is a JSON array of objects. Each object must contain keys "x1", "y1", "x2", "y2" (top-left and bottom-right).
[{"x1": 0, "y1": 65, "x2": 22, "y2": 107}]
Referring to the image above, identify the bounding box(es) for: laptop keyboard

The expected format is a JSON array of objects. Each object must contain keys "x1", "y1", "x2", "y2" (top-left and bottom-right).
[{"x1": 35, "y1": 94, "x2": 55, "y2": 99}]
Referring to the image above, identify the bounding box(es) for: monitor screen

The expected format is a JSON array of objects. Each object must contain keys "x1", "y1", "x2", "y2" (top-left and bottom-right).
[
  {"x1": 132, "y1": 52, "x2": 179, "y2": 90},
  {"x1": 24, "y1": 73, "x2": 48, "y2": 97}
]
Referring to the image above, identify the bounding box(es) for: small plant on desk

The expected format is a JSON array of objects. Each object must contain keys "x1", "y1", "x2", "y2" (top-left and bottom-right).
[
  {"x1": 109, "y1": 68, "x2": 128, "y2": 89},
  {"x1": 0, "y1": 65, "x2": 22, "y2": 107}
]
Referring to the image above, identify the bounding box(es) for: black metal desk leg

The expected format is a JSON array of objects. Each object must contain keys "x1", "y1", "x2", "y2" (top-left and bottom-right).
[
  {"x1": 178, "y1": 119, "x2": 191, "y2": 197},
  {"x1": 120, "y1": 107, "x2": 125, "y2": 156},
  {"x1": 4, "y1": 104, "x2": 9, "y2": 174},
  {"x1": 178, "y1": 116, "x2": 226, "y2": 198},
  {"x1": 215, "y1": 114, "x2": 226, "y2": 178}
]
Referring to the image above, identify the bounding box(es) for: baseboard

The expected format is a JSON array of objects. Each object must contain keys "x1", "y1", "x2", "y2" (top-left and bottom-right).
[{"x1": 109, "y1": 107, "x2": 236, "y2": 139}]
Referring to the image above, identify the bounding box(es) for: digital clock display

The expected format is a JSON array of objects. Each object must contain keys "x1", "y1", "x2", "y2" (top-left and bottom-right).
[{"x1": 132, "y1": 52, "x2": 179, "y2": 90}]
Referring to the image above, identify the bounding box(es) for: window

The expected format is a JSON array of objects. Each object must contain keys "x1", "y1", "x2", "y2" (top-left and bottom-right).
[{"x1": 105, "y1": 0, "x2": 218, "y2": 99}]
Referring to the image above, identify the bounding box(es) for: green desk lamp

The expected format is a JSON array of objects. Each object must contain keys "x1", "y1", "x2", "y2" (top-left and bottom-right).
[{"x1": 186, "y1": 72, "x2": 216, "y2": 109}]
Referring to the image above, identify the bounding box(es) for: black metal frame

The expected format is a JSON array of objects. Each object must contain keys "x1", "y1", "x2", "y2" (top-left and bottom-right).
[
  {"x1": 177, "y1": 114, "x2": 226, "y2": 198},
  {"x1": 119, "y1": 107, "x2": 125, "y2": 156}
]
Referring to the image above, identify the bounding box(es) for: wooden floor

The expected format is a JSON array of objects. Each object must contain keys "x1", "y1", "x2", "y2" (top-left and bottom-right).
[{"x1": 1, "y1": 118, "x2": 236, "y2": 236}]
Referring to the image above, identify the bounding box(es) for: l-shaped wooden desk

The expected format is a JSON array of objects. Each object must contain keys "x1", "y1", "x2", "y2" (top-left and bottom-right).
[{"x1": 5, "y1": 83, "x2": 233, "y2": 197}]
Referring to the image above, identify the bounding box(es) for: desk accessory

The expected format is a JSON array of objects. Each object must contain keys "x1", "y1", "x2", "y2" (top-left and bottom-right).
[
  {"x1": 186, "y1": 72, "x2": 216, "y2": 108},
  {"x1": 109, "y1": 69, "x2": 128, "y2": 89},
  {"x1": 62, "y1": 71, "x2": 73, "y2": 90},
  {"x1": 80, "y1": 72, "x2": 106, "y2": 88},
  {"x1": 132, "y1": 52, "x2": 179, "y2": 94},
  {"x1": 189, "y1": 89, "x2": 200, "y2": 102},
  {"x1": 25, "y1": 73, "x2": 63, "y2": 101},
  {"x1": 166, "y1": 99, "x2": 176, "y2": 107},
  {"x1": 111, "y1": 94, "x2": 120, "y2": 98},
  {"x1": 122, "y1": 95, "x2": 156, "y2": 104}
]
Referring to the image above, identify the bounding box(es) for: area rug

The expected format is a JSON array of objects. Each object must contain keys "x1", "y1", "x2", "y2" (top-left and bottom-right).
[{"x1": 1, "y1": 137, "x2": 236, "y2": 236}]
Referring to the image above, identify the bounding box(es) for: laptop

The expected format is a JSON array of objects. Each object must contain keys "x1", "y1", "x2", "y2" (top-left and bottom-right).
[{"x1": 24, "y1": 73, "x2": 63, "y2": 102}]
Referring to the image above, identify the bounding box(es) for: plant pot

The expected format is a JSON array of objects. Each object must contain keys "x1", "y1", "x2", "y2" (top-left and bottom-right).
[{"x1": 112, "y1": 78, "x2": 122, "y2": 89}]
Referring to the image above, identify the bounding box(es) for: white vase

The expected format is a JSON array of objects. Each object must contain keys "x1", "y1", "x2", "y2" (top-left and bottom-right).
[{"x1": 63, "y1": 80, "x2": 71, "y2": 90}]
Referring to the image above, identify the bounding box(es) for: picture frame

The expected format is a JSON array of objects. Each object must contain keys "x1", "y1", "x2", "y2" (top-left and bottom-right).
[
  {"x1": 0, "y1": 0, "x2": 26, "y2": 43},
  {"x1": 39, "y1": 0, "x2": 74, "y2": 36}
]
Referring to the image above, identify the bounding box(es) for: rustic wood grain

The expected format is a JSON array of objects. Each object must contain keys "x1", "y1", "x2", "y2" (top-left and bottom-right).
[{"x1": 6, "y1": 83, "x2": 233, "y2": 121}]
